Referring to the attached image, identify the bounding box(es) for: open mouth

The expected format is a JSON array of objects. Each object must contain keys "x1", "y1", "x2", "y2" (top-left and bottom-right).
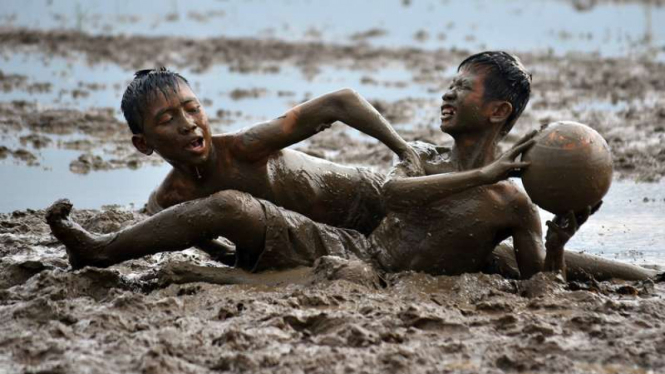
[
  {"x1": 441, "y1": 105, "x2": 456, "y2": 121},
  {"x1": 186, "y1": 136, "x2": 205, "y2": 153}
]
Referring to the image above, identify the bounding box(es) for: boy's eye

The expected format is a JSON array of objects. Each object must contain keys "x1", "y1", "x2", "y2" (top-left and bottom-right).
[
  {"x1": 449, "y1": 82, "x2": 464, "y2": 90},
  {"x1": 158, "y1": 114, "x2": 173, "y2": 124},
  {"x1": 187, "y1": 105, "x2": 201, "y2": 113}
]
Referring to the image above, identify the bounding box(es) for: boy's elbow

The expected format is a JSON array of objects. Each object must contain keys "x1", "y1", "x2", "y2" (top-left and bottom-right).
[
  {"x1": 335, "y1": 88, "x2": 359, "y2": 99},
  {"x1": 331, "y1": 88, "x2": 361, "y2": 108}
]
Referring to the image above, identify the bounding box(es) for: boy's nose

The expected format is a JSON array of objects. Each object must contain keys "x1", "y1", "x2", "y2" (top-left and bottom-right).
[
  {"x1": 442, "y1": 90, "x2": 456, "y2": 102},
  {"x1": 179, "y1": 120, "x2": 197, "y2": 135}
]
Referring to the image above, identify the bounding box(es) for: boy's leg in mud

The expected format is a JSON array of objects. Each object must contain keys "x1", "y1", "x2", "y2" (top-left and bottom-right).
[
  {"x1": 487, "y1": 244, "x2": 658, "y2": 281},
  {"x1": 46, "y1": 190, "x2": 267, "y2": 269}
]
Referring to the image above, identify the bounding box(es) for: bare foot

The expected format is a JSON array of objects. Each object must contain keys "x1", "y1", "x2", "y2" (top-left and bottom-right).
[{"x1": 45, "y1": 199, "x2": 114, "y2": 269}]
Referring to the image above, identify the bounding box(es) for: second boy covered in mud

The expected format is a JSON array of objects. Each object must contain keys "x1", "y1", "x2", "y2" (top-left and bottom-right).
[{"x1": 48, "y1": 52, "x2": 613, "y2": 280}]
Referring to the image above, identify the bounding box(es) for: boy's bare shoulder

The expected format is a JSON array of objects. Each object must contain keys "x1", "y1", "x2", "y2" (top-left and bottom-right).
[
  {"x1": 213, "y1": 132, "x2": 266, "y2": 162},
  {"x1": 149, "y1": 171, "x2": 190, "y2": 212},
  {"x1": 485, "y1": 180, "x2": 538, "y2": 222},
  {"x1": 485, "y1": 180, "x2": 530, "y2": 204},
  {"x1": 409, "y1": 140, "x2": 451, "y2": 160},
  {"x1": 407, "y1": 140, "x2": 454, "y2": 174},
  {"x1": 148, "y1": 170, "x2": 195, "y2": 209}
]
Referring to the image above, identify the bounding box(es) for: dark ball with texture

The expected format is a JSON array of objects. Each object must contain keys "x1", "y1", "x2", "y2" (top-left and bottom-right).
[{"x1": 521, "y1": 121, "x2": 613, "y2": 214}]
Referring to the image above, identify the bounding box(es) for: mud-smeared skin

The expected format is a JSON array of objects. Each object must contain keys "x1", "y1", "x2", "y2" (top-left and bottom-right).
[
  {"x1": 40, "y1": 55, "x2": 654, "y2": 281},
  {"x1": 373, "y1": 180, "x2": 527, "y2": 274},
  {"x1": 187, "y1": 140, "x2": 385, "y2": 235},
  {"x1": 2, "y1": 208, "x2": 665, "y2": 374},
  {"x1": 136, "y1": 84, "x2": 408, "y2": 243}
]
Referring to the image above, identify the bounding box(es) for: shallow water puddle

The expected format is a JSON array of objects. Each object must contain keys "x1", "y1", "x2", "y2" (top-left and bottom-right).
[{"x1": 0, "y1": 52, "x2": 427, "y2": 127}]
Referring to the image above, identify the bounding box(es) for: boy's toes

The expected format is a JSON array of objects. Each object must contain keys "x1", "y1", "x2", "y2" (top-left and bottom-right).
[{"x1": 46, "y1": 199, "x2": 73, "y2": 224}]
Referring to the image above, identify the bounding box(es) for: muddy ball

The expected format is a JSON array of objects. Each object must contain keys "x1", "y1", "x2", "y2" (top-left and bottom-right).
[{"x1": 521, "y1": 121, "x2": 613, "y2": 214}]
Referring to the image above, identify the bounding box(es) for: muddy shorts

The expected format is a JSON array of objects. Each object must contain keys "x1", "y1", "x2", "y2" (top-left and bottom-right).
[{"x1": 238, "y1": 198, "x2": 377, "y2": 273}]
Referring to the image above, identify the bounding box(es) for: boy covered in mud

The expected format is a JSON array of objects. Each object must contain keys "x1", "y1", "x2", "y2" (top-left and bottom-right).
[{"x1": 47, "y1": 52, "x2": 619, "y2": 280}]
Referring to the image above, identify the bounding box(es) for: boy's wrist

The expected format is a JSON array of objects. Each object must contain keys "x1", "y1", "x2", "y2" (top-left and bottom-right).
[
  {"x1": 395, "y1": 142, "x2": 412, "y2": 156},
  {"x1": 545, "y1": 236, "x2": 567, "y2": 252},
  {"x1": 478, "y1": 166, "x2": 495, "y2": 184}
]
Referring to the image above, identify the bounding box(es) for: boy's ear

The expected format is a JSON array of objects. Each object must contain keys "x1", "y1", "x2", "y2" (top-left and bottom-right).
[
  {"x1": 489, "y1": 101, "x2": 513, "y2": 124},
  {"x1": 132, "y1": 134, "x2": 153, "y2": 155}
]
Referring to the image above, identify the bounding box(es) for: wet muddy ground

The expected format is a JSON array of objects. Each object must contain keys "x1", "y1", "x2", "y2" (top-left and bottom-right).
[
  {"x1": 1, "y1": 1, "x2": 665, "y2": 373},
  {"x1": 1, "y1": 208, "x2": 664, "y2": 373},
  {"x1": 0, "y1": 207, "x2": 663, "y2": 374}
]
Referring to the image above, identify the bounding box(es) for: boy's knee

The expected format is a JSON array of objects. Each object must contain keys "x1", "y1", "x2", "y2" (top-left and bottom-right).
[{"x1": 207, "y1": 190, "x2": 258, "y2": 218}]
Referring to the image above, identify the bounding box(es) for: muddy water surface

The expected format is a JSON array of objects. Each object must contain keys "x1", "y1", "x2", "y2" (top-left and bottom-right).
[{"x1": 3, "y1": 0, "x2": 664, "y2": 59}]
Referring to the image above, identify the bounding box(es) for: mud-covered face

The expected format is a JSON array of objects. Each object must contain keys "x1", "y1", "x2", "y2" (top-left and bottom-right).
[
  {"x1": 138, "y1": 82, "x2": 213, "y2": 166},
  {"x1": 440, "y1": 67, "x2": 494, "y2": 135}
]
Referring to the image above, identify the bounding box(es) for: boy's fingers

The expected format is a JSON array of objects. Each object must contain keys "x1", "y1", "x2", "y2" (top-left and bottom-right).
[
  {"x1": 552, "y1": 213, "x2": 564, "y2": 226},
  {"x1": 546, "y1": 220, "x2": 566, "y2": 236},
  {"x1": 566, "y1": 211, "x2": 578, "y2": 231},
  {"x1": 509, "y1": 139, "x2": 536, "y2": 158},
  {"x1": 506, "y1": 162, "x2": 531, "y2": 178},
  {"x1": 513, "y1": 161, "x2": 531, "y2": 169},
  {"x1": 576, "y1": 206, "x2": 591, "y2": 225},
  {"x1": 514, "y1": 129, "x2": 538, "y2": 146}
]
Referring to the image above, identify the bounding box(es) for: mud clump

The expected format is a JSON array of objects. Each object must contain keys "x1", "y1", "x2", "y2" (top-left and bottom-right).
[
  {"x1": 1, "y1": 101, "x2": 164, "y2": 171},
  {"x1": 0, "y1": 70, "x2": 52, "y2": 93},
  {"x1": 0, "y1": 146, "x2": 39, "y2": 166},
  {"x1": 229, "y1": 87, "x2": 268, "y2": 100}
]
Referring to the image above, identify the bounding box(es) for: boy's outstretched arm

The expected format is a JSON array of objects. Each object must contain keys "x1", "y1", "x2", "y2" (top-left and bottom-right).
[
  {"x1": 382, "y1": 131, "x2": 536, "y2": 210},
  {"x1": 231, "y1": 88, "x2": 421, "y2": 168}
]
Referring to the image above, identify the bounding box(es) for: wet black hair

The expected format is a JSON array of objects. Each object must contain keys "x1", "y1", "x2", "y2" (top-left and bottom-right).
[
  {"x1": 121, "y1": 67, "x2": 190, "y2": 134},
  {"x1": 458, "y1": 51, "x2": 532, "y2": 135}
]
